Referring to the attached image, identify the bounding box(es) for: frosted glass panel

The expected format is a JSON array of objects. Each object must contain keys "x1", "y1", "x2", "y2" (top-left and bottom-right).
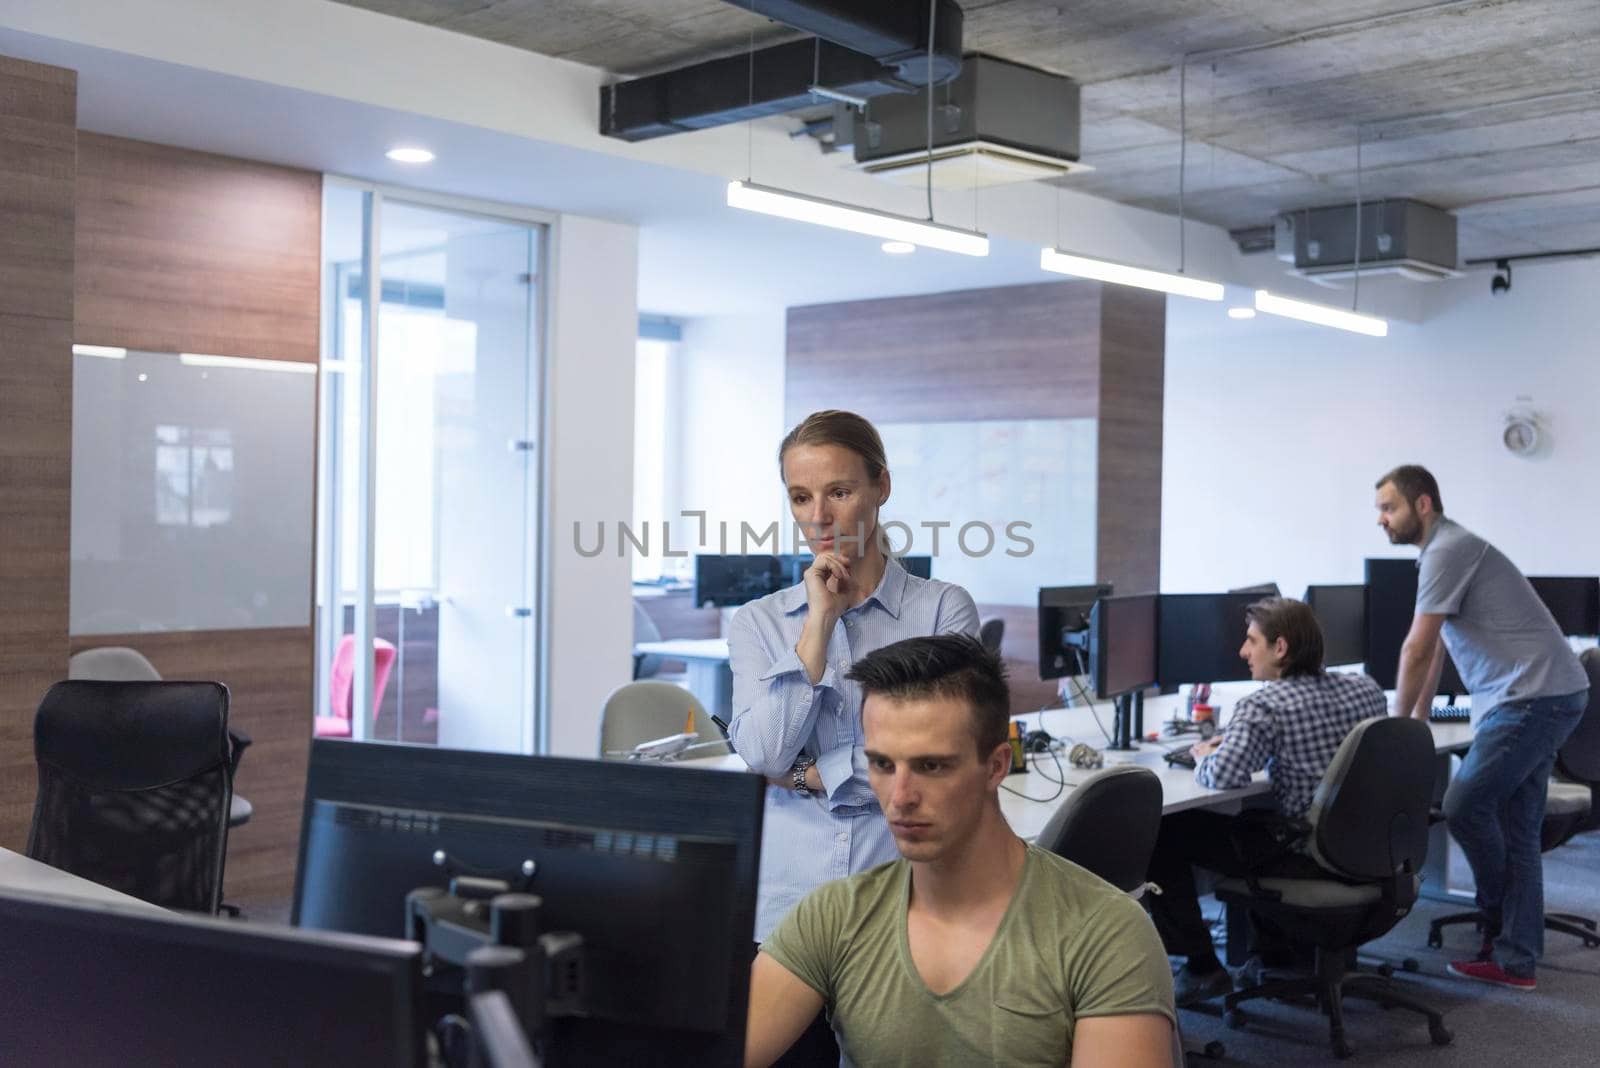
[
  {"x1": 877, "y1": 419, "x2": 1097, "y2": 606},
  {"x1": 71, "y1": 349, "x2": 316, "y2": 633}
]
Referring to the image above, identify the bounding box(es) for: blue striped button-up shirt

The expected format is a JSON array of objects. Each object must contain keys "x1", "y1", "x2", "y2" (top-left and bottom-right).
[{"x1": 727, "y1": 557, "x2": 979, "y2": 940}]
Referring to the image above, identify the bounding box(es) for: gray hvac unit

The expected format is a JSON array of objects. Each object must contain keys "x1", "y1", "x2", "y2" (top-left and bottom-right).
[
  {"x1": 851, "y1": 54, "x2": 1088, "y2": 188},
  {"x1": 1275, "y1": 199, "x2": 1461, "y2": 282}
]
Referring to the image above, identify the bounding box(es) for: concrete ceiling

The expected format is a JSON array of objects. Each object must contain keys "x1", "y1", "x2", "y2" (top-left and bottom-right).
[{"x1": 332, "y1": 0, "x2": 1600, "y2": 259}]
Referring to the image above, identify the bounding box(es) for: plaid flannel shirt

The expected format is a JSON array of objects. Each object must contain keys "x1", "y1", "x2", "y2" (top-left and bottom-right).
[{"x1": 1195, "y1": 671, "x2": 1387, "y2": 819}]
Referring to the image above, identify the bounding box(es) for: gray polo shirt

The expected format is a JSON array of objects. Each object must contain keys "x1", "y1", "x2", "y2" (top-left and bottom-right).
[{"x1": 1415, "y1": 518, "x2": 1587, "y2": 722}]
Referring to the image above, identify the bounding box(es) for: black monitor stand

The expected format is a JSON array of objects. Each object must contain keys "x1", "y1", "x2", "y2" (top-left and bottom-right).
[{"x1": 1109, "y1": 691, "x2": 1144, "y2": 751}]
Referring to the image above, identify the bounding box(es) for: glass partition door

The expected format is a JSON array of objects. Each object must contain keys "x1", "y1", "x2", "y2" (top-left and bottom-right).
[{"x1": 317, "y1": 182, "x2": 545, "y2": 752}]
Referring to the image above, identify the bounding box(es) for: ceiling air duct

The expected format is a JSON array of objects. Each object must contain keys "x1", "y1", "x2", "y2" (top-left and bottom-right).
[
  {"x1": 851, "y1": 54, "x2": 1088, "y2": 188},
  {"x1": 1274, "y1": 199, "x2": 1462, "y2": 283}
]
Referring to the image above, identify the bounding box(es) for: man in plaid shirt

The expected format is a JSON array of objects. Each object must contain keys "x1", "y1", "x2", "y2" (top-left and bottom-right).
[{"x1": 1144, "y1": 598, "x2": 1386, "y2": 1006}]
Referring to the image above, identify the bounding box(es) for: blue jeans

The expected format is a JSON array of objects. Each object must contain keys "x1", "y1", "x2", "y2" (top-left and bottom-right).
[{"x1": 1443, "y1": 690, "x2": 1588, "y2": 976}]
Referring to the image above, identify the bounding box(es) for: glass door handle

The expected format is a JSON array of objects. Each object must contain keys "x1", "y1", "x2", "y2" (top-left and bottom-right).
[{"x1": 505, "y1": 606, "x2": 533, "y2": 618}]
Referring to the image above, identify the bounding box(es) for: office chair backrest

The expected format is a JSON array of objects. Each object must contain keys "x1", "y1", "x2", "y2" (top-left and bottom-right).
[
  {"x1": 68, "y1": 646, "x2": 162, "y2": 682},
  {"x1": 1304, "y1": 716, "x2": 1433, "y2": 881},
  {"x1": 599, "y1": 680, "x2": 729, "y2": 759},
  {"x1": 27, "y1": 680, "x2": 234, "y2": 913},
  {"x1": 1035, "y1": 765, "x2": 1163, "y2": 894},
  {"x1": 328, "y1": 634, "x2": 398, "y2": 725},
  {"x1": 978, "y1": 617, "x2": 1006, "y2": 655},
  {"x1": 1557, "y1": 648, "x2": 1600, "y2": 785}
]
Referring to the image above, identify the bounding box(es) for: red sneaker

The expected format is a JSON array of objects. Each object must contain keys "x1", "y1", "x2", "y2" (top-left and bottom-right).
[{"x1": 1447, "y1": 959, "x2": 1535, "y2": 991}]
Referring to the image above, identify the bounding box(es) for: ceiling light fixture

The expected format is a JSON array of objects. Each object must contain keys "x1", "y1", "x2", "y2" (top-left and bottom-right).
[
  {"x1": 1253, "y1": 290, "x2": 1389, "y2": 337},
  {"x1": 385, "y1": 146, "x2": 435, "y2": 164},
  {"x1": 1227, "y1": 306, "x2": 1256, "y2": 320},
  {"x1": 882, "y1": 240, "x2": 916, "y2": 255},
  {"x1": 1040, "y1": 249, "x2": 1224, "y2": 300},
  {"x1": 72, "y1": 344, "x2": 127, "y2": 359},
  {"x1": 727, "y1": 181, "x2": 989, "y2": 256}
]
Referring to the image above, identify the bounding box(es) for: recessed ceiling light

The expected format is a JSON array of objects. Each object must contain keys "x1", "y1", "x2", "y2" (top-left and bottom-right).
[
  {"x1": 1227, "y1": 306, "x2": 1256, "y2": 320},
  {"x1": 882, "y1": 241, "x2": 916, "y2": 255},
  {"x1": 386, "y1": 146, "x2": 435, "y2": 164}
]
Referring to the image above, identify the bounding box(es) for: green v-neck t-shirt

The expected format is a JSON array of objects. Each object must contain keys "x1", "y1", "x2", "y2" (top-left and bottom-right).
[{"x1": 762, "y1": 844, "x2": 1176, "y2": 1067}]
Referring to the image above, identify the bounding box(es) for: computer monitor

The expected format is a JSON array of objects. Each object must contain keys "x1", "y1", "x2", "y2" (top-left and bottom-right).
[
  {"x1": 1229, "y1": 582, "x2": 1282, "y2": 596},
  {"x1": 1089, "y1": 594, "x2": 1159, "y2": 700},
  {"x1": 292, "y1": 739, "x2": 765, "y2": 1067},
  {"x1": 692, "y1": 554, "x2": 786, "y2": 607},
  {"x1": 1304, "y1": 584, "x2": 1366, "y2": 667},
  {"x1": 1364, "y1": 558, "x2": 1467, "y2": 696},
  {"x1": 1529, "y1": 576, "x2": 1600, "y2": 636},
  {"x1": 1036, "y1": 583, "x2": 1113, "y2": 680},
  {"x1": 897, "y1": 554, "x2": 932, "y2": 579},
  {"x1": 1156, "y1": 593, "x2": 1261, "y2": 688},
  {"x1": 0, "y1": 888, "x2": 427, "y2": 1067}
]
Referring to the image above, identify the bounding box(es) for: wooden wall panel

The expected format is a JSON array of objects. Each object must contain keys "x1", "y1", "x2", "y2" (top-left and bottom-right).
[
  {"x1": 70, "y1": 628, "x2": 312, "y2": 917},
  {"x1": 75, "y1": 133, "x2": 322, "y2": 363},
  {"x1": 1095, "y1": 286, "x2": 1166, "y2": 595},
  {"x1": 785, "y1": 281, "x2": 1102, "y2": 427},
  {"x1": 0, "y1": 56, "x2": 75, "y2": 852}
]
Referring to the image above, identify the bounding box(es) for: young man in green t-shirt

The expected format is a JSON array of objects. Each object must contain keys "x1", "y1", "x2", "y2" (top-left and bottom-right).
[{"x1": 744, "y1": 634, "x2": 1176, "y2": 1068}]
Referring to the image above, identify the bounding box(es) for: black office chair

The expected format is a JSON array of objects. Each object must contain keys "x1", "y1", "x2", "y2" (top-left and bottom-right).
[
  {"x1": 1214, "y1": 716, "x2": 1451, "y2": 1059},
  {"x1": 1427, "y1": 647, "x2": 1600, "y2": 952},
  {"x1": 26, "y1": 680, "x2": 235, "y2": 915},
  {"x1": 1037, "y1": 764, "x2": 1163, "y2": 893},
  {"x1": 978, "y1": 616, "x2": 1006, "y2": 656},
  {"x1": 1038, "y1": 765, "x2": 1225, "y2": 1065}
]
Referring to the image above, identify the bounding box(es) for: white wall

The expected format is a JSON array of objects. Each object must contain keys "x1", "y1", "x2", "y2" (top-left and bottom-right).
[
  {"x1": 543, "y1": 214, "x2": 638, "y2": 757},
  {"x1": 1162, "y1": 257, "x2": 1600, "y2": 598},
  {"x1": 664, "y1": 311, "x2": 789, "y2": 558}
]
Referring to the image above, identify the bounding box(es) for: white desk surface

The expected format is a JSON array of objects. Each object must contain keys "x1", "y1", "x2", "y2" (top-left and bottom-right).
[
  {"x1": 677, "y1": 680, "x2": 1475, "y2": 844},
  {"x1": 0, "y1": 847, "x2": 164, "y2": 912},
  {"x1": 635, "y1": 638, "x2": 730, "y2": 661}
]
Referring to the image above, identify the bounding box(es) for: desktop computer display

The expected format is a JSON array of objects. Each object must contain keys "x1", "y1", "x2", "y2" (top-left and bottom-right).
[
  {"x1": 1036, "y1": 583, "x2": 1113, "y2": 680},
  {"x1": 1156, "y1": 593, "x2": 1261, "y2": 688},
  {"x1": 1529, "y1": 576, "x2": 1600, "y2": 636},
  {"x1": 1364, "y1": 558, "x2": 1467, "y2": 696},
  {"x1": 1229, "y1": 582, "x2": 1282, "y2": 597},
  {"x1": 1089, "y1": 594, "x2": 1159, "y2": 700},
  {"x1": 293, "y1": 739, "x2": 765, "y2": 1067},
  {"x1": 0, "y1": 889, "x2": 427, "y2": 1067},
  {"x1": 1304, "y1": 584, "x2": 1367, "y2": 667},
  {"x1": 693, "y1": 554, "x2": 932, "y2": 608}
]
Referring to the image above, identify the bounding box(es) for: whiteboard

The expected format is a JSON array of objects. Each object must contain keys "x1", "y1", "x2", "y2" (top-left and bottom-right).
[
  {"x1": 71, "y1": 349, "x2": 317, "y2": 634},
  {"x1": 877, "y1": 419, "x2": 1097, "y2": 606}
]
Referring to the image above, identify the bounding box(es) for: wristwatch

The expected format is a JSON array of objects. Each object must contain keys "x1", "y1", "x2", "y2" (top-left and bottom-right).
[{"x1": 791, "y1": 753, "x2": 817, "y2": 796}]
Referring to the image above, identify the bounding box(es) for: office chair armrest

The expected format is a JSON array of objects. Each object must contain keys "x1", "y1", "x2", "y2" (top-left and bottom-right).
[{"x1": 228, "y1": 727, "x2": 253, "y2": 777}]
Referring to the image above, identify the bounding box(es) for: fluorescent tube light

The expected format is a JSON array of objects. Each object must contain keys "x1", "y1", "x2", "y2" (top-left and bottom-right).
[
  {"x1": 726, "y1": 180, "x2": 989, "y2": 257},
  {"x1": 1227, "y1": 307, "x2": 1256, "y2": 320},
  {"x1": 1253, "y1": 290, "x2": 1388, "y2": 337},
  {"x1": 180, "y1": 353, "x2": 317, "y2": 374},
  {"x1": 1039, "y1": 248, "x2": 1224, "y2": 301},
  {"x1": 72, "y1": 344, "x2": 127, "y2": 359},
  {"x1": 881, "y1": 241, "x2": 915, "y2": 255}
]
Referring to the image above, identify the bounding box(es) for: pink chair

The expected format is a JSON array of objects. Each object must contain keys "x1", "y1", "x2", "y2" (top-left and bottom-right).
[{"x1": 314, "y1": 634, "x2": 397, "y2": 738}]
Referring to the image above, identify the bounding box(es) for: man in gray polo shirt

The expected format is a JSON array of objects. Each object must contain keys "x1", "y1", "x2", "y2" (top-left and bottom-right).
[{"x1": 1375, "y1": 464, "x2": 1588, "y2": 990}]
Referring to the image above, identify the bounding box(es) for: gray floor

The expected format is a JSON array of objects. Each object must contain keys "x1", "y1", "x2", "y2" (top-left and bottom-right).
[{"x1": 1179, "y1": 832, "x2": 1600, "y2": 1065}]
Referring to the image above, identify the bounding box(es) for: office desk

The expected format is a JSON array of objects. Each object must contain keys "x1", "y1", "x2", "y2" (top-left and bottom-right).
[
  {"x1": 634, "y1": 638, "x2": 732, "y2": 721},
  {"x1": 0, "y1": 847, "x2": 164, "y2": 912}
]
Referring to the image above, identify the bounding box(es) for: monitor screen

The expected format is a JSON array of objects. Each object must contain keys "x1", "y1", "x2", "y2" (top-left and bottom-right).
[
  {"x1": 1229, "y1": 583, "x2": 1281, "y2": 596},
  {"x1": 1156, "y1": 593, "x2": 1261, "y2": 688},
  {"x1": 0, "y1": 889, "x2": 426, "y2": 1067},
  {"x1": 1529, "y1": 576, "x2": 1600, "y2": 637},
  {"x1": 1036, "y1": 583, "x2": 1113, "y2": 680},
  {"x1": 1089, "y1": 594, "x2": 1159, "y2": 699},
  {"x1": 293, "y1": 740, "x2": 765, "y2": 1067},
  {"x1": 1364, "y1": 558, "x2": 1467, "y2": 695},
  {"x1": 1304, "y1": 584, "x2": 1366, "y2": 667},
  {"x1": 693, "y1": 554, "x2": 787, "y2": 607},
  {"x1": 897, "y1": 555, "x2": 932, "y2": 579}
]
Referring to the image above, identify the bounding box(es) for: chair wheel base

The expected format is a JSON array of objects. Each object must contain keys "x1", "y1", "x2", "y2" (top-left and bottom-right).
[
  {"x1": 1202, "y1": 1040, "x2": 1225, "y2": 1059},
  {"x1": 1431, "y1": 1023, "x2": 1454, "y2": 1046},
  {"x1": 1223, "y1": 1009, "x2": 1245, "y2": 1030},
  {"x1": 1426, "y1": 928, "x2": 1444, "y2": 949},
  {"x1": 1332, "y1": 1037, "x2": 1355, "y2": 1059},
  {"x1": 1401, "y1": 957, "x2": 1421, "y2": 972}
]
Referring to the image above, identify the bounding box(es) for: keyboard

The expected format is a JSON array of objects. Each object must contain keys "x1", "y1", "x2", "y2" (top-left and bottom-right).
[{"x1": 1431, "y1": 706, "x2": 1470, "y2": 723}]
